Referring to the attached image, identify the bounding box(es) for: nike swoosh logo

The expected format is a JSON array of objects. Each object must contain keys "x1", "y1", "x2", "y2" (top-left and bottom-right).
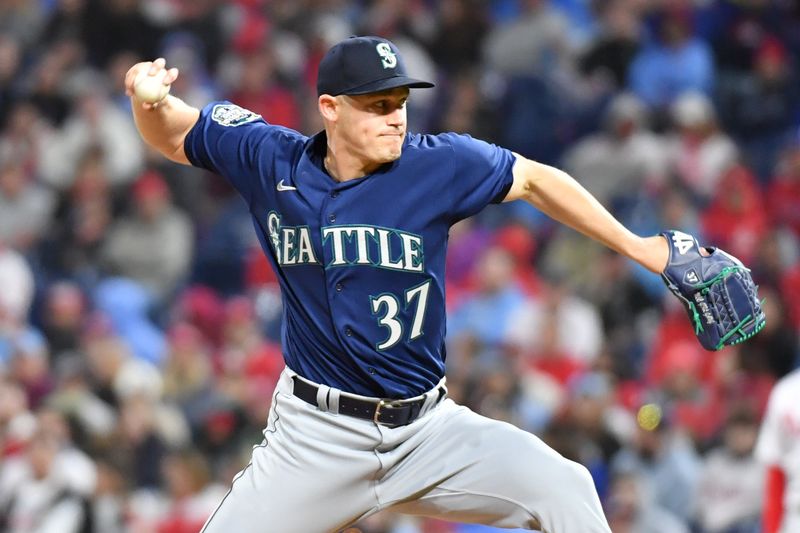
[{"x1": 276, "y1": 179, "x2": 297, "y2": 192}]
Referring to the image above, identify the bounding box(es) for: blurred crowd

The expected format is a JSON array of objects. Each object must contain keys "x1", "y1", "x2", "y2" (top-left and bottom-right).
[{"x1": 0, "y1": 0, "x2": 799, "y2": 532}]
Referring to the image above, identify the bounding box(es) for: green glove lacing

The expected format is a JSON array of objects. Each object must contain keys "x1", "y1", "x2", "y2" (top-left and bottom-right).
[
  {"x1": 685, "y1": 266, "x2": 766, "y2": 350},
  {"x1": 688, "y1": 301, "x2": 704, "y2": 335},
  {"x1": 714, "y1": 312, "x2": 767, "y2": 350},
  {"x1": 693, "y1": 266, "x2": 750, "y2": 293}
]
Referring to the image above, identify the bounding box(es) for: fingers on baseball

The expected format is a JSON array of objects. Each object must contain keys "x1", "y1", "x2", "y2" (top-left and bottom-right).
[
  {"x1": 165, "y1": 67, "x2": 179, "y2": 85},
  {"x1": 125, "y1": 68, "x2": 141, "y2": 96},
  {"x1": 149, "y1": 57, "x2": 166, "y2": 75},
  {"x1": 129, "y1": 61, "x2": 176, "y2": 108},
  {"x1": 142, "y1": 97, "x2": 164, "y2": 111},
  {"x1": 125, "y1": 62, "x2": 154, "y2": 97}
]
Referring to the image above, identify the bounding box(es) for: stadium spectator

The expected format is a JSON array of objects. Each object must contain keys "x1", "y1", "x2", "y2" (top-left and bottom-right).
[
  {"x1": 628, "y1": 7, "x2": 714, "y2": 109},
  {"x1": 701, "y1": 163, "x2": 767, "y2": 265},
  {"x1": 717, "y1": 37, "x2": 798, "y2": 180},
  {"x1": 694, "y1": 408, "x2": 765, "y2": 533},
  {"x1": 579, "y1": 0, "x2": 642, "y2": 92},
  {"x1": 562, "y1": 92, "x2": 667, "y2": 207},
  {"x1": 0, "y1": 245, "x2": 34, "y2": 334},
  {"x1": 41, "y1": 147, "x2": 115, "y2": 282},
  {"x1": 665, "y1": 91, "x2": 738, "y2": 202},
  {"x1": 484, "y1": 0, "x2": 574, "y2": 79},
  {"x1": 448, "y1": 245, "x2": 530, "y2": 351},
  {"x1": 767, "y1": 140, "x2": 800, "y2": 238},
  {"x1": 0, "y1": 35, "x2": 22, "y2": 130},
  {"x1": 101, "y1": 170, "x2": 193, "y2": 303},
  {"x1": 509, "y1": 269, "x2": 604, "y2": 364},
  {"x1": 0, "y1": 161, "x2": 55, "y2": 254},
  {"x1": 611, "y1": 415, "x2": 702, "y2": 520},
  {"x1": 38, "y1": 81, "x2": 144, "y2": 190},
  {"x1": 606, "y1": 469, "x2": 690, "y2": 533}
]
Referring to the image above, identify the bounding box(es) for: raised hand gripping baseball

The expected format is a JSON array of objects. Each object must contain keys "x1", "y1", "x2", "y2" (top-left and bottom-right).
[
  {"x1": 661, "y1": 230, "x2": 766, "y2": 351},
  {"x1": 124, "y1": 58, "x2": 179, "y2": 109}
]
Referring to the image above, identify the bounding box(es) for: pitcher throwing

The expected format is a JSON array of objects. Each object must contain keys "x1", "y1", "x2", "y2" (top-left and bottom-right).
[{"x1": 125, "y1": 35, "x2": 760, "y2": 532}]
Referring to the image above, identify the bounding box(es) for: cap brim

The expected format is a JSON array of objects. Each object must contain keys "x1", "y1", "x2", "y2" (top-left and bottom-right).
[{"x1": 342, "y1": 76, "x2": 435, "y2": 95}]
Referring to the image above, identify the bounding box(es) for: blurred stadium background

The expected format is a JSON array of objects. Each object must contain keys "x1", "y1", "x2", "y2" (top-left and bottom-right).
[{"x1": 0, "y1": 0, "x2": 799, "y2": 532}]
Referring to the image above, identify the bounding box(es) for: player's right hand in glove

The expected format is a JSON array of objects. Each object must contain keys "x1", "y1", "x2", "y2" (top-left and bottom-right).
[{"x1": 660, "y1": 230, "x2": 766, "y2": 351}]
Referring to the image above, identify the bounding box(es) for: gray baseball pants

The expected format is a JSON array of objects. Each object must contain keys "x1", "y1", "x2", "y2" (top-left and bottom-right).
[{"x1": 200, "y1": 367, "x2": 611, "y2": 533}]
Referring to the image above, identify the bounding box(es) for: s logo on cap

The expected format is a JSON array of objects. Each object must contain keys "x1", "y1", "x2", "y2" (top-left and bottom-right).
[{"x1": 376, "y1": 43, "x2": 397, "y2": 69}]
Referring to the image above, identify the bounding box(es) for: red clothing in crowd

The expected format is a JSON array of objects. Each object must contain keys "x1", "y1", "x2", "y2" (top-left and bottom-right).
[
  {"x1": 767, "y1": 171, "x2": 800, "y2": 237},
  {"x1": 701, "y1": 165, "x2": 767, "y2": 265}
]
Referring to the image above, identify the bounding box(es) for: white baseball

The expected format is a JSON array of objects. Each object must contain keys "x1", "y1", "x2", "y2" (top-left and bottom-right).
[{"x1": 134, "y1": 68, "x2": 170, "y2": 104}]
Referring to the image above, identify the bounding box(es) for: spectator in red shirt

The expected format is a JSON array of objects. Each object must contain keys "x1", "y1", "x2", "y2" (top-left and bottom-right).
[
  {"x1": 227, "y1": 47, "x2": 301, "y2": 132},
  {"x1": 701, "y1": 163, "x2": 767, "y2": 265},
  {"x1": 767, "y1": 141, "x2": 800, "y2": 237}
]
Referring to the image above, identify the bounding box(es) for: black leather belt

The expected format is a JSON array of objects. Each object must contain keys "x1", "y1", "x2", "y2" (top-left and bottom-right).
[{"x1": 291, "y1": 376, "x2": 444, "y2": 427}]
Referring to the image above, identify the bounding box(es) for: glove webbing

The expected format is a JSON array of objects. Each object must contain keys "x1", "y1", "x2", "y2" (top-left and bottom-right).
[
  {"x1": 717, "y1": 312, "x2": 765, "y2": 350},
  {"x1": 684, "y1": 265, "x2": 766, "y2": 350}
]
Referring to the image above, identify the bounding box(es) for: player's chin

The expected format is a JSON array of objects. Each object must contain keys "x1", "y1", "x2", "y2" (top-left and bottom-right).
[{"x1": 377, "y1": 136, "x2": 403, "y2": 161}]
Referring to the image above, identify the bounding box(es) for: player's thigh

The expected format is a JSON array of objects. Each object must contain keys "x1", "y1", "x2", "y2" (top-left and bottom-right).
[
  {"x1": 385, "y1": 401, "x2": 608, "y2": 531},
  {"x1": 201, "y1": 391, "x2": 381, "y2": 533}
]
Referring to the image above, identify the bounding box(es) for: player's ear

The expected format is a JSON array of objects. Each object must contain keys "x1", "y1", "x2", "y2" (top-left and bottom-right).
[{"x1": 318, "y1": 94, "x2": 339, "y2": 122}]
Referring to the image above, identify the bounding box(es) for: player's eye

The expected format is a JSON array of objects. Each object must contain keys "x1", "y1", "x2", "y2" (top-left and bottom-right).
[{"x1": 370, "y1": 98, "x2": 405, "y2": 113}]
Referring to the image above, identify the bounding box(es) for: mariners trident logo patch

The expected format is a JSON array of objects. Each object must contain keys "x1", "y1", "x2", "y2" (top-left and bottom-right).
[{"x1": 211, "y1": 104, "x2": 261, "y2": 127}]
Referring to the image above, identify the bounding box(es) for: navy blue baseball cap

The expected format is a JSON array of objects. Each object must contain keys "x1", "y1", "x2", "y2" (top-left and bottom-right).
[{"x1": 317, "y1": 36, "x2": 435, "y2": 96}]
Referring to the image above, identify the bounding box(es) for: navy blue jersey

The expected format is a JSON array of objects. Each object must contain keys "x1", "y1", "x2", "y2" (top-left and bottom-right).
[{"x1": 185, "y1": 102, "x2": 516, "y2": 398}]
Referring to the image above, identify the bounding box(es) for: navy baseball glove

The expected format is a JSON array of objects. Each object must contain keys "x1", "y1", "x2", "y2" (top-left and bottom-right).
[{"x1": 661, "y1": 230, "x2": 766, "y2": 351}]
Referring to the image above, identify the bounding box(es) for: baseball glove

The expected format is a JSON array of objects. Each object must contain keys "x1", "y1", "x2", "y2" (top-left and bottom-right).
[{"x1": 661, "y1": 230, "x2": 766, "y2": 351}]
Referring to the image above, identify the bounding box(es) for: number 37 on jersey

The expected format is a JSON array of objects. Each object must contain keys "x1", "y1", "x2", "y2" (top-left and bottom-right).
[{"x1": 267, "y1": 211, "x2": 432, "y2": 351}]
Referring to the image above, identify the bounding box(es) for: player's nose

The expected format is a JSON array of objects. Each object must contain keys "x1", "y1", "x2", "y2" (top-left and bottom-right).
[{"x1": 386, "y1": 107, "x2": 405, "y2": 127}]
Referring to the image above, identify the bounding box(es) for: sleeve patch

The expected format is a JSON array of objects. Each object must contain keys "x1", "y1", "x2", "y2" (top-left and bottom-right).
[{"x1": 211, "y1": 104, "x2": 262, "y2": 127}]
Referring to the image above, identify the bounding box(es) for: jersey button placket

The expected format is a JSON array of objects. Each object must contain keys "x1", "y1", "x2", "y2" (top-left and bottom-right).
[
  {"x1": 335, "y1": 283, "x2": 343, "y2": 292},
  {"x1": 328, "y1": 213, "x2": 336, "y2": 223}
]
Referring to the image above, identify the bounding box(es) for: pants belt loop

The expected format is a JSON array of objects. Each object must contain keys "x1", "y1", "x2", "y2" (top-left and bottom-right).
[
  {"x1": 327, "y1": 388, "x2": 341, "y2": 415},
  {"x1": 282, "y1": 366, "x2": 297, "y2": 392},
  {"x1": 316, "y1": 384, "x2": 331, "y2": 412},
  {"x1": 419, "y1": 389, "x2": 437, "y2": 417},
  {"x1": 419, "y1": 379, "x2": 446, "y2": 417}
]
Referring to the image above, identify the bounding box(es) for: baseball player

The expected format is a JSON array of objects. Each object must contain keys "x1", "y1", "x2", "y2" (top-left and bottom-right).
[
  {"x1": 125, "y1": 36, "x2": 671, "y2": 533},
  {"x1": 755, "y1": 368, "x2": 800, "y2": 533}
]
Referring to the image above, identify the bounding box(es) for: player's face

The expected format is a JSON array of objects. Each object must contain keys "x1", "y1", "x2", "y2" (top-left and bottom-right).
[{"x1": 337, "y1": 87, "x2": 409, "y2": 164}]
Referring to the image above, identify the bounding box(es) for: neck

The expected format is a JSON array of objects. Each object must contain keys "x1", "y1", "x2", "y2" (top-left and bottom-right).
[
  {"x1": 324, "y1": 150, "x2": 382, "y2": 183},
  {"x1": 324, "y1": 131, "x2": 383, "y2": 182}
]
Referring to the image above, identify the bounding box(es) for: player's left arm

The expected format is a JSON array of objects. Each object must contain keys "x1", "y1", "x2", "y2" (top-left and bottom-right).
[{"x1": 505, "y1": 155, "x2": 669, "y2": 273}]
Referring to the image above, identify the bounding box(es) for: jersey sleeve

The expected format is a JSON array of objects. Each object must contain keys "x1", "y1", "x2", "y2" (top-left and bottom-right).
[
  {"x1": 184, "y1": 101, "x2": 300, "y2": 204},
  {"x1": 442, "y1": 133, "x2": 516, "y2": 222}
]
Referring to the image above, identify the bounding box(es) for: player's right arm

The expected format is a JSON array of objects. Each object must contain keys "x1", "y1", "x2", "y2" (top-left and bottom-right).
[{"x1": 124, "y1": 58, "x2": 199, "y2": 165}]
